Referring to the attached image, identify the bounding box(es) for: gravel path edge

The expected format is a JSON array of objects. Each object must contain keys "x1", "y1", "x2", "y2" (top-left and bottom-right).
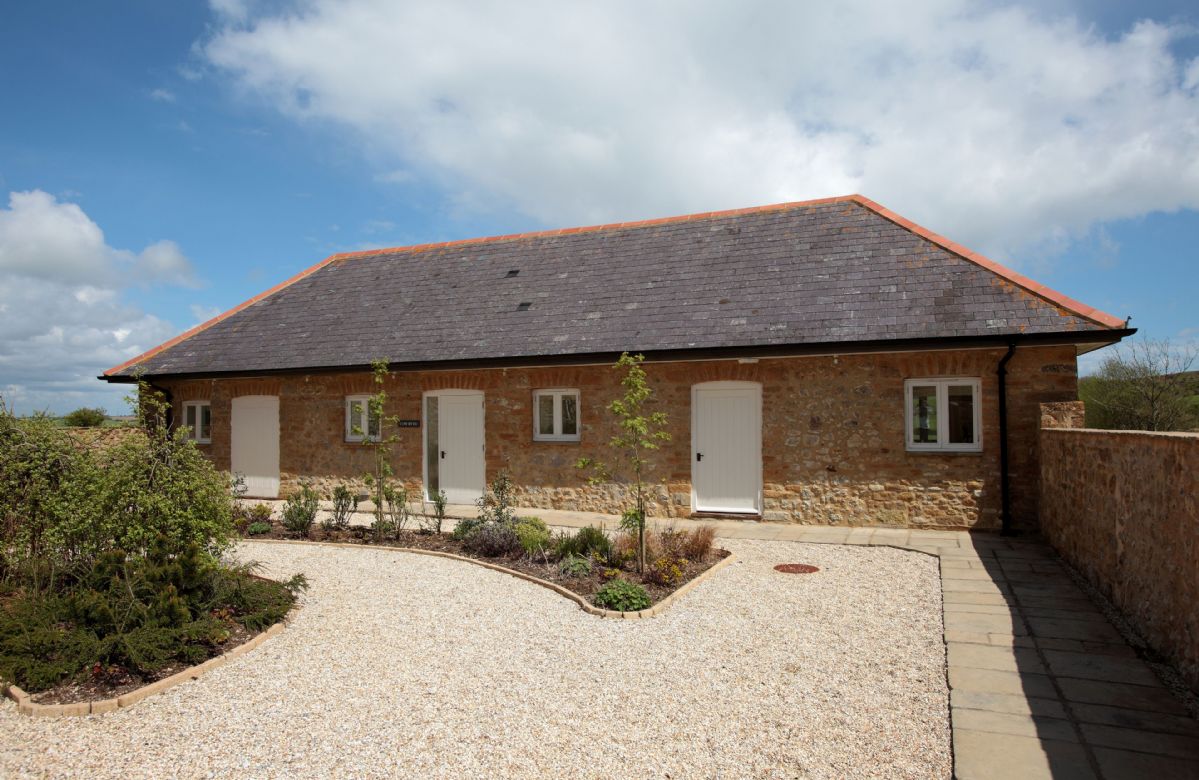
[{"x1": 245, "y1": 537, "x2": 738, "y2": 619}]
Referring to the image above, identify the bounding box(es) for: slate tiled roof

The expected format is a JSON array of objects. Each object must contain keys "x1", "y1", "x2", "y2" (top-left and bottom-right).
[{"x1": 105, "y1": 195, "x2": 1125, "y2": 378}]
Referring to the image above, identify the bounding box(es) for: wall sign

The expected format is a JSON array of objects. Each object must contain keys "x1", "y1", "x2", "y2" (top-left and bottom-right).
[{"x1": 398, "y1": 419, "x2": 421, "y2": 428}]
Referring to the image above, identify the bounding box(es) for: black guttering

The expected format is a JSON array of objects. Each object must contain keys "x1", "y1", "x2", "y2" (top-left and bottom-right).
[
  {"x1": 99, "y1": 328, "x2": 1135, "y2": 383},
  {"x1": 996, "y1": 342, "x2": 1017, "y2": 536}
]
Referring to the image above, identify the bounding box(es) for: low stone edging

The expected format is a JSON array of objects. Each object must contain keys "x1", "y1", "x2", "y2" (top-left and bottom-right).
[
  {"x1": 3, "y1": 618, "x2": 290, "y2": 718},
  {"x1": 245, "y1": 537, "x2": 737, "y2": 619}
]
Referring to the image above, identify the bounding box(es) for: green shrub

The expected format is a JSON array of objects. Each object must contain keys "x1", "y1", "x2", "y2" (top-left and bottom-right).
[
  {"x1": 475, "y1": 471, "x2": 517, "y2": 525},
  {"x1": 421, "y1": 489, "x2": 448, "y2": 534},
  {"x1": 644, "y1": 555, "x2": 686, "y2": 586},
  {"x1": 593, "y1": 579, "x2": 651, "y2": 611},
  {"x1": 450, "y1": 517, "x2": 483, "y2": 541},
  {"x1": 554, "y1": 526, "x2": 612, "y2": 561},
  {"x1": 324, "y1": 484, "x2": 357, "y2": 532},
  {"x1": 515, "y1": 517, "x2": 551, "y2": 556},
  {"x1": 247, "y1": 522, "x2": 271, "y2": 536},
  {"x1": 557, "y1": 554, "x2": 592, "y2": 578},
  {"x1": 63, "y1": 407, "x2": 107, "y2": 427},
  {"x1": 280, "y1": 483, "x2": 319, "y2": 538},
  {"x1": 248, "y1": 503, "x2": 273, "y2": 523},
  {"x1": 382, "y1": 483, "x2": 409, "y2": 534},
  {"x1": 0, "y1": 541, "x2": 303, "y2": 692},
  {"x1": 462, "y1": 522, "x2": 520, "y2": 557}
]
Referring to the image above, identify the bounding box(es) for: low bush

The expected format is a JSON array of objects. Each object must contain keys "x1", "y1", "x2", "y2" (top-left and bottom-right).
[
  {"x1": 682, "y1": 526, "x2": 715, "y2": 561},
  {"x1": 593, "y1": 579, "x2": 651, "y2": 611},
  {"x1": 557, "y1": 554, "x2": 592, "y2": 578},
  {"x1": 462, "y1": 522, "x2": 520, "y2": 557},
  {"x1": 450, "y1": 517, "x2": 483, "y2": 541},
  {"x1": 644, "y1": 555, "x2": 686, "y2": 586},
  {"x1": 63, "y1": 407, "x2": 107, "y2": 427},
  {"x1": 280, "y1": 483, "x2": 319, "y2": 539},
  {"x1": 382, "y1": 484, "x2": 409, "y2": 534},
  {"x1": 515, "y1": 517, "x2": 551, "y2": 556},
  {"x1": 248, "y1": 503, "x2": 273, "y2": 524},
  {"x1": 0, "y1": 540, "x2": 305, "y2": 692},
  {"x1": 323, "y1": 485, "x2": 357, "y2": 532},
  {"x1": 554, "y1": 526, "x2": 612, "y2": 561},
  {"x1": 246, "y1": 522, "x2": 271, "y2": 536}
]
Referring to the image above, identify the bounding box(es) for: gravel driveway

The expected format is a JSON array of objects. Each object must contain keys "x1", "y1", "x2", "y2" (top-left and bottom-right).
[{"x1": 0, "y1": 539, "x2": 950, "y2": 779}]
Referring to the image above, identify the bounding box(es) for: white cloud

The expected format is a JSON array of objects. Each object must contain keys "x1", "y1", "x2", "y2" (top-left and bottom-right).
[
  {"x1": 205, "y1": 0, "x2": 1199, "y2": 261},
  {"x1": 0, "y1": 191, "x2": 196, "y2": 414},
  {"x1": 149, "y1": 87, "x2": 177, "y2": 102},
  {"x1": 190, "y1": 303, "x2": 222, "y2": 323}
]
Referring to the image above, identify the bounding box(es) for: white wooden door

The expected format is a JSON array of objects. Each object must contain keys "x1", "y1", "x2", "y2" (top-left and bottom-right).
[
  {"x1": 426, "y1": 391, "x2": 485, "y2": 505},
  {"x1": 231, "y1": 395, "x2": 280, "y2": 498},
  {"x1": 692, "y1": 382, "x2": 761, "y2": 513}
]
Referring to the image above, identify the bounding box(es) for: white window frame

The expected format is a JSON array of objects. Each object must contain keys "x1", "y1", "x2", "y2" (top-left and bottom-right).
[
  {"x1": 345, "y1": 395, "x2": 381, "y2": 442},
  {"x1": 182, "y1": 401, "x2": 211, "y2": 444},
  {"x1": 904, "y1": 378, "x2": 982, "y2": 453},
  {"x1": 532, "y1": 389, "x2": 581, "y2": 442}
]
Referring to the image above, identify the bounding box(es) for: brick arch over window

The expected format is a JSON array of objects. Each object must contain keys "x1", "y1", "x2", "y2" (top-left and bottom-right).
[{"x1": 420, "y1": 372, "x2": 486, "y2": 391}]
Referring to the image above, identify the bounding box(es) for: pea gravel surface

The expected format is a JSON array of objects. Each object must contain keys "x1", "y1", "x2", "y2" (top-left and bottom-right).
[{"x1": 0, "y1": 539, "x2": 950, "y2": 779}]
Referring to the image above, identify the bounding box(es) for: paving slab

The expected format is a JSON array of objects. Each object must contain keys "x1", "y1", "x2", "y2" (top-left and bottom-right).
[
  {"x1": 952, "y1": 707, "x2": 1080, "y2": 742},
  {"x1": 1078, "y1": 724, "x2": 1199, "y2": 760},
  {"x1": 1092, "y1": 747, "x2": 1199, "y2": 780},
  {"x1": 951, "y1": 690, "x2": 1068, "y2": 719},
  {"x1": 1056, "y1": 677, "x2": 1191, "y2": 716},
  {"x1": 948, "y1": 642, "x2": 1046, "y2": 674},
  {"x1": 1042, "y1": 650, "x2": 1161, "y2": 687},
  {"x1": 949, "y1": 667, "x2": 1060, "y2": 699},
  {"x1": 952, "y1": 730, "x2": 1096, "y2": 780},
  {"x1": 1071, "y1": 703, "x2": 1199, "y2": 737}
]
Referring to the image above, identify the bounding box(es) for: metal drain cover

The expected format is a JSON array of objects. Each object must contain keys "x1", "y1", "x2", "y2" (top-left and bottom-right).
[{"x1": 774, "y1": 563, "x2": 820, "y2": 574}]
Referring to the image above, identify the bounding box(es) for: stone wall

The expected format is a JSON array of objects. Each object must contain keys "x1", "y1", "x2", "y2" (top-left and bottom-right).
[
  {"x1": 158, "y1": 344, "x2": 1077, "y2": 530},
  {"x1": 62, "y1": 426, "x2": 143, "y2": 449},
  {"x1": 1040, "y1": 422, "x2": 1199, "y2": 691}
]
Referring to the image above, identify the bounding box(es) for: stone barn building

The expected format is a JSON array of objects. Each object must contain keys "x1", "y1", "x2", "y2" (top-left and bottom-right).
[{"x1": 101, "y1": 195, "x2": 1131, "y2": 531}]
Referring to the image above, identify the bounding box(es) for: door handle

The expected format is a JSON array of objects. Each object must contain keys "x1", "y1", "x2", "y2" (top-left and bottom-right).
[
  {"x1": 696, "y1": 452, "x2": 703, "y2": 462},
  {"x1": 440, "y1": 450, "x2": 446, "y2": 459}
]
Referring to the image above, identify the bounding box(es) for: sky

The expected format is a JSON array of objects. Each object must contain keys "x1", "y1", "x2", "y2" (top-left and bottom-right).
[{"x1": 1, "y1": 0, "x2": 1197, "y2": 414}]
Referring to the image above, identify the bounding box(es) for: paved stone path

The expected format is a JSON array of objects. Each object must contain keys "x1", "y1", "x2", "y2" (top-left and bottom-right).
[{"x1": 271, "y1": 499, "x2": 1199, "y2": 779}]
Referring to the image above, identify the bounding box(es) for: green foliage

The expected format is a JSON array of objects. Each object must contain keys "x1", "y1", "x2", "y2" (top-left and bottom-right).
[
  {"x1": 644, "y1": 556, "x2": 686, "y2": 586},
  {"x1": 554, "y1": 525, "x2": 612, "y2": 561},
  {"x1": 0, "y1": 386, "x2": 234, "y2": 586},
  {"x1": 324, "y1": 484, "x2": 358, "y2": 532},
  {"x1": 593, "y1": 579, "x2": 651, "y2": 611},
  {"x1": 576, "y1": 353, "x2": 670, "y2": 572},
  {"x1": 421, "y1": 489, "x2": 448, "y2": 534},
  {"x1": 475, "y1": 471, "x2": 517, "y2": 525},
  {"x1": 358, "y1": 359, "x2": 402, "y2": 528},
  {"x1": 557, "y1": 554, "x2": 592, "y2": 578},
  {"x1": 382, "y1": 483, "x2": 409, "y2": 534},
  {"x1": 247, "y1": 522, "x2": 271, "y2": 536},
  {"x1": 450, "y1": 517, "x2": 482, "y2": 541},
  {"x1": 1080, "y1": 339, "x2": 1199, "y2": 431},
  {"x1": 280, "y1": 482, "x2": 319, "y2": 538},
  {"x1": 461, "y1": 521, "x2": 520, "y2": 557},
  {"x1": 63, "y1": 407, "x2": 107, "y2": 427},
  {"x1": 0, "y1": 543, "x2": 300, "y2": 692},
  {"x1": 515, "y1": 516, "x2": 551, "y2": 556}
]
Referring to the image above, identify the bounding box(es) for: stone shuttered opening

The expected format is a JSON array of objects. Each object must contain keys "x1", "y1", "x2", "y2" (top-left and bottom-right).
[
  {"x1": 1040, "y1": 422, "x2": 1199, "y2": 691},
  {"x1": 159, "y1": 344, "x2": 1076, "y2": 530}
]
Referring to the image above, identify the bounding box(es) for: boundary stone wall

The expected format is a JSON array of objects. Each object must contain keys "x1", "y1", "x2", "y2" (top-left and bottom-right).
[{"x1": 1040, "y1": 415, "x2": 1199, "y2": 691}]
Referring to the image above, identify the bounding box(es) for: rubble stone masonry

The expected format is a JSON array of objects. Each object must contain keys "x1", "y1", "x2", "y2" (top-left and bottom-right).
[
  {"x1": 1040, "y1": 421, "x2": 1199, "y2": 691},
  {"x1": 161, "y1": 344, "x2": 1078, "y2": 530}
]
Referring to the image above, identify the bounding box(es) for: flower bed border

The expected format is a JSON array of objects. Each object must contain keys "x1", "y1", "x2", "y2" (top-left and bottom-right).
[
  {"x1": 246, "y1": 538, "x2": 736, "y2": 619},
  {"x1": 3, "y1": 616, "x2": 293, "y2": 719}
]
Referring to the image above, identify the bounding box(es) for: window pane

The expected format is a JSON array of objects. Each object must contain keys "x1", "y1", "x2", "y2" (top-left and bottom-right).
[
  {"x1": 425, "y1": 397, "x2": 439, "y2": 495},
  {"x1": 185, "y1": 405, "x2": 197, "y2": 436},
  {"x1": 911, "y1": 385, "x2": 938, "y2": 443},
  {"x1": 367, "y1": 406, "x2": 380, "y2": 438},
  {"x1": 538, "y1": 394, "x2": 555, "y2": 435},
  {"x1": 947, "y1": 384, "x2": 976, "y2": 444},
  {"x1": 349, "y1": 400, "x2": 363, "y2": 436},
  {"x1": 561, "y1": 394, "x2": 578, "y2": 436},
  {"x1": 200, "y1": 405, "x2": 211, "y2": 439}
]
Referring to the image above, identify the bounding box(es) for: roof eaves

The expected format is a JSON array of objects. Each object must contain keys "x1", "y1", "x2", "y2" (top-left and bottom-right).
[
  {"x1": 102, "y1": 251, "x2": 345, "y2": 376},
  {"x1": 850, "y1": 195, "x2": 1126, "y2": 329}
]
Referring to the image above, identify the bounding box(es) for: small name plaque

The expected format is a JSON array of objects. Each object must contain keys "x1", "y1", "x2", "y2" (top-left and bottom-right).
[{"x1": 398, "y1": 419, "x2": 421, "y2": 428}]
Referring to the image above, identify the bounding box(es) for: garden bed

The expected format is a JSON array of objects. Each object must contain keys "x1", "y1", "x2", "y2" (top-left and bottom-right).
[{"x1": 245, "y1": 520, "x2": 729, "y2": 608}]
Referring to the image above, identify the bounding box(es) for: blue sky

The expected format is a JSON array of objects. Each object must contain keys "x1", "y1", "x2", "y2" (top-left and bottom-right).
[{"x1": 1, "y1": 0, "x2": 1196, "y2": 413}]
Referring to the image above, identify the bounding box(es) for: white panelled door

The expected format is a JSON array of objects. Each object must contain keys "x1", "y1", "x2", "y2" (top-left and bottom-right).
[
  {"x1": 230, "y1": 395, "x2": 280, "y2": 498},
  {"x1": 426, "y1": 390, "x2": 485, "y2": 505},
  {"x1": 692, "y1": 382, "x2": 761, "y2": 514}
]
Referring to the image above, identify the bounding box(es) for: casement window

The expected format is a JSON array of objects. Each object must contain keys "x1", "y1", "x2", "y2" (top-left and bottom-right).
[
  {"x1": 533, "y1": 389, "x2": 580, "y2": 442},
  {"x1": 182, "y1": 401, "x2": 211, "y2": 444},
  {"x1": 345, "y1": 395, "x2": 381, "y2": 442},
  {"x1": 904, "y1": 378, "x2": 982, "y2": 452}
]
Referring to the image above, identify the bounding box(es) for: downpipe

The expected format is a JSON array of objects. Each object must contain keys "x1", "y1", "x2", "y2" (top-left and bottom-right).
[{"x1": 997, "y1": 342, "x2": 1016, "y2": 536}]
